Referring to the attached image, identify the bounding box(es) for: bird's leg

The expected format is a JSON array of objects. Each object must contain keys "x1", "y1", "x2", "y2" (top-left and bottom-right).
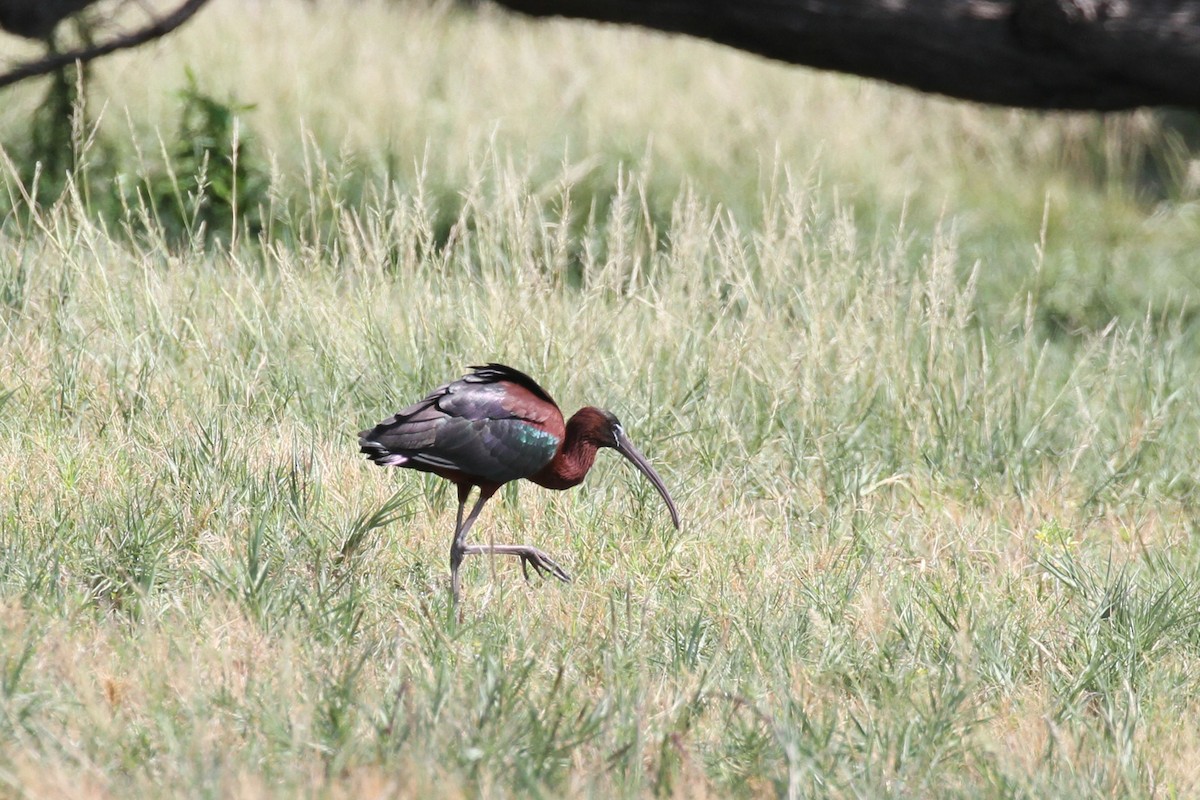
[
  {"x1": 449, "y1": 486, "x2": 467, "y2": 603},
  {"x1": 460, "y1": 543, "x2": 572, "y2": 584},
  {"x1": 448, "y1": 484, "x2": 571, "y2": 594},
  {"x1": 449, "y1": 485, "x2": 493, "y2": 603}
]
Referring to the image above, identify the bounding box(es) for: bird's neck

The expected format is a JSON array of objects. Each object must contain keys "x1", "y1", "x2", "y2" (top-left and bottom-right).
[{"x1": 531, "y1": 411, "x2": 602, "y2": 490}]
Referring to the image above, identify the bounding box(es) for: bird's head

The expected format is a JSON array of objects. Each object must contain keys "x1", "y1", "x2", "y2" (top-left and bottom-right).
[{"x1": 578, "y1": 407, "x2": 680, "y2": 530}]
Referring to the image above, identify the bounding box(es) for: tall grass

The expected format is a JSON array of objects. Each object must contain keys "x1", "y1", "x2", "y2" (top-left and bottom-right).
[{"x1": 2, "y1": 0, "x2": 1200, "y2": 796}]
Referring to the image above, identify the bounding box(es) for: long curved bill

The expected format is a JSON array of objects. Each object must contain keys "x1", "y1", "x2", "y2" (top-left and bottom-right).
[{"x1": 614, "y1": 428, "x2": 681, "y2": 529}]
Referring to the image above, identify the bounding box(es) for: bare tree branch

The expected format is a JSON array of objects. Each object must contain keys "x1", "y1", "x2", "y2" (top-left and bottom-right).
[
  {"x1": 490, "y1": 0, "x2": 1200, "y2": 111},
  {"x1": 0, "y1": 0, "x2": 213, "y2": 91}
]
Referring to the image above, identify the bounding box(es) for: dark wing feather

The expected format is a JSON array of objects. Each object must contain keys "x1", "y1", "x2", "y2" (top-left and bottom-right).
[
  {"x1": 466, "y1": 363, "x2": 556, "y2": 405},
  {"x1": 359, "y1": 367, "x2": 562, "y2": 485}
]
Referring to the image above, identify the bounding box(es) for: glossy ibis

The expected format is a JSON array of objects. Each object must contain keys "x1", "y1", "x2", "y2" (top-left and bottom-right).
[{"x1": 359, "y1": 363, "x2": 680, "y2": 601}]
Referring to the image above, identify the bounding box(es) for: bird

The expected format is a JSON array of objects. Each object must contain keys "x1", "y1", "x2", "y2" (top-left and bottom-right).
[{"x1": 358, "y1": 363, "x2": 680, "y2": 602}]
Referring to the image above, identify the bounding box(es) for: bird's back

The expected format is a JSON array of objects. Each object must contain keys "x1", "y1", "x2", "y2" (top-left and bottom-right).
[{"x1": 359, "y1": 364, "x2": 565, "y2": 487}]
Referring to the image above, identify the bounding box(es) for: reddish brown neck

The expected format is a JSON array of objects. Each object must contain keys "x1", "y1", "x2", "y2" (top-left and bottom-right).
[{"x1": 530, "y1": 407, "x2": 609, "y2": 490}]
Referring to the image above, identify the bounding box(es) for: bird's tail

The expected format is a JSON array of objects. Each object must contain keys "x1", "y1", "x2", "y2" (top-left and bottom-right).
[{"x1": 358, "y1": 434, "x2": 410, "y2": 468}]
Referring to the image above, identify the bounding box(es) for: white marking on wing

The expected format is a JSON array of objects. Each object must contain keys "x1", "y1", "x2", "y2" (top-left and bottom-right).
[{"x1": 379, "y1": 454, "x2": 409, "y2": 467}]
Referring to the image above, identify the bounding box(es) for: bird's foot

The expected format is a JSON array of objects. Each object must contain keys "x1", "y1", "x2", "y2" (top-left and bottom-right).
[
  {"x1": 460, "y1": 543, "x2": 572, "y2": 586},
  {"x1": 515, "y1": 547, "x2": 572, "y2": 584}
]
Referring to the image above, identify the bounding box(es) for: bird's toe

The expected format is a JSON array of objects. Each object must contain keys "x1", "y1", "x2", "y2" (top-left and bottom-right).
[{"x1": 521, "y1": 549, "x2": 572, "y2": 584}]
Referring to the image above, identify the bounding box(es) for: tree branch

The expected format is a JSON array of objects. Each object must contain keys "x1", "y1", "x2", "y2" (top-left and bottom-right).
[
  {"x1": 0, "y1": 0, "x2": 101, "y2": 40},
  {"x1": 0, "y1": 0, "x2": 213, "y2": 91},
  {"x1": 490, "y1": 0, "x2": 1200, "y2": 111}
]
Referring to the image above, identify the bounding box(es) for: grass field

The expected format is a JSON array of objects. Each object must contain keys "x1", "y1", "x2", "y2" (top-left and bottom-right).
[{"x1": 3, "y1": 0, "x2": 1200, "y2": 796}]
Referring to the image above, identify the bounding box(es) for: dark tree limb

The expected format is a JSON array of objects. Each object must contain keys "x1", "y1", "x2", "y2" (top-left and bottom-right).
[
  {"x1": 490, "y1": 0, "x2": 1200, "y2": 111},
  {"x1": 0, "y1": 0, "x2": 100, "y2": 40},
  {"x1": 0, "y1": 0, "x2": 213, "y2": 91}
]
